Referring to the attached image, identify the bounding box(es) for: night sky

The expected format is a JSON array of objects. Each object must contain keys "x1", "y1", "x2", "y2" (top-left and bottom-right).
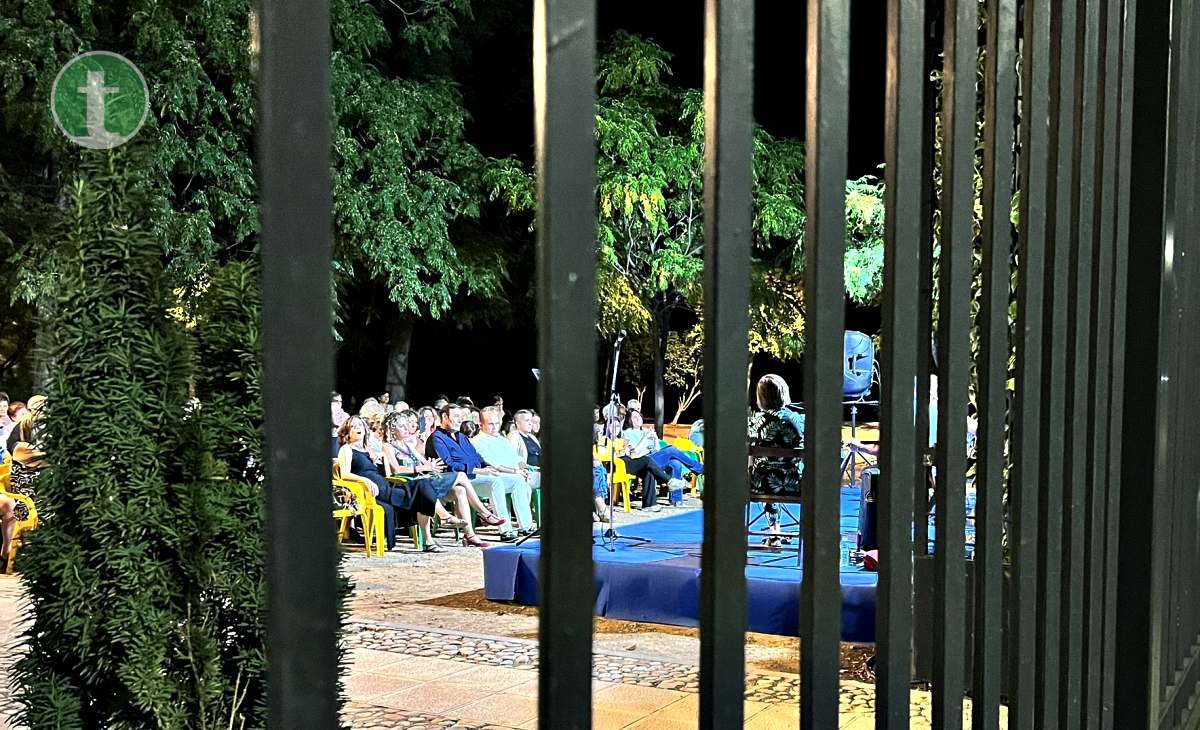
[{"x1": 341, "y1": 1, "x2": 889, "y2": 416}]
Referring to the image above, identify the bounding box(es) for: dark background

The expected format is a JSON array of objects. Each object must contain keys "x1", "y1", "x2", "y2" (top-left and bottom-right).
[{"x1": 337, "y1": 1, "x2": 888, "y2": 417}]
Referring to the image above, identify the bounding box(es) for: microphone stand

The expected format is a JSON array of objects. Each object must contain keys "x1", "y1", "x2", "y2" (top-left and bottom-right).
[{"x1": 596, "y1": 330, "x2": 651, "y2": 552}]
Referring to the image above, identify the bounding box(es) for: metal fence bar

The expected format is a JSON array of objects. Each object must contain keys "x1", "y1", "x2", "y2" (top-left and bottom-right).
[
  {"x1": 1082, "y1": 0, "x2": 1122, "y2": 722},
  {"x1": 1100, "y1": 2, "x2": 1136, "y2": 726},
  {"x1": 1100, "y1": 5, "x2": 1136, "y2": 727},
  {"x1": 1113, "y1": 0, "x2": 1173, "y2": 718},
  {"x1": 973, "y1": 0, "x2": 1017, "y2": 723},
  {"x1": 698, "y1": 1, "x2": 753, "y2": 727},
  {"x1": 876, "y1": 0, "x2": 925, "y2": 723},
  {"x1": 1060, "y1": 0, "x2": 1101, "y2": 722},
  {"x1": 1161, "y1": 0, "x2": 1192, "y2": 703},
  {"x1": 800, "y1": 0, "x2": 850, "y2": 724},
  {"x1": 1009, "y1": 0, "x2": 1052, "y2": 726},
  {"x1": 914, "y1": 0, "x2": 941, "y2": 559},
  {"x1": 532, "y1": 1, "x2": 597, "y2": 727},
  {"x1": 931, "y1": 0, "x2": 976, "y2": 725},
  {"x1": 1035, "y1": 0, "x2": 1077, "y2": 722},
  {"x1": 258, "y1": 2, "x2": 339, "y2": 727}
]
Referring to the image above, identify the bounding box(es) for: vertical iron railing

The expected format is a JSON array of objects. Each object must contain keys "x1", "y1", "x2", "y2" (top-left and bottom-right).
[
  {"x1": 800, "y1": 0, "x2": 850, "y2": 726},
  {"x1": 249, "y1": 0, "x2": 1200, "y2": 726},
  {"x1": 532, "y1": 1, "x2": 598, "y2": 728},
  {"x1": 1036, "y1": 0, "x2": 1076, "y2": 722},
  {"x1": 1114, "y1": 0, "x2": 1171, "y2": 720},
  {"x1": 973, "y1": 0, "x2": 1017, "y2": 724},
  {"x1": 875, "y1": 0, "x2": 924, "y2": 723},
  {"x1": 1082, "y1": 0, "x2": 1121, "y2": 722},
  {"x1": 932, "y1": 0, "x2": 976, "y2": 726},
  {"x1": 1060, "y1": 0, "x2": 1100, "y2": 721},
  {"x1": 1010, "y1": 0, "x2": 1051, "y2": 725},
  {"x1": 258, "y1": 2, "x2": 340, "y2": 729},
  {"x1": 697, "y1": 1, "x2": 753, "y2": 728}
]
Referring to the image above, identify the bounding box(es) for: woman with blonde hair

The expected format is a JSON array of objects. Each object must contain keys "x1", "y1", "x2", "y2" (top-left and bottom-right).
[{"x1": 382, "y1": 411, "x2": 504, "y2": 548}]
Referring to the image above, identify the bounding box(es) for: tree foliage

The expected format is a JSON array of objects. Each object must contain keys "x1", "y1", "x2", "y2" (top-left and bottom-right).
[
  {"x1": 0, "y1": 0, "x2": 513, "y2": 328},
  {"x1": 12, "y1": 150, "x2": 257, "y2": 729}
]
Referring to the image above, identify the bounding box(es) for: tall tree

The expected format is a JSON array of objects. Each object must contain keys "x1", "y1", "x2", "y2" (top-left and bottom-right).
[
  {"x1": 494, "y1": 32, "x2": 887, "y2": 429},
  {"x1": 0, "y1": 0, "x2": 518, "y2": 398}
]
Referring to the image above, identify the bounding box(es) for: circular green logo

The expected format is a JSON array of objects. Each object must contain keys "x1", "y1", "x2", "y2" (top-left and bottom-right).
[{"x1": 51, "y1": 51, "x2": 149, "y2": 150}]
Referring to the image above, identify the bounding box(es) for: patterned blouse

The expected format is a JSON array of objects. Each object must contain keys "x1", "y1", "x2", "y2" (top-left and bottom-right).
[{"x1": 747, "y1": 407, "x2": 805, "y2": 498}]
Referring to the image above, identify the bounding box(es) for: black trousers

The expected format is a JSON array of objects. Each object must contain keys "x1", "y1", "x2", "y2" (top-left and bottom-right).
[{"x1": 621, "y1": 456, "x2": 673, "y2": 508}]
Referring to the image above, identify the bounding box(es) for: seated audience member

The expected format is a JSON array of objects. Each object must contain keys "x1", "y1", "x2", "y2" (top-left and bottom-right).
[
  {"x1": 2, "y1": 395, "x2": 48, "y2": 566},
  {"x1": 748, "y1": 374, "x2": 805, "y2": 546},
  {"x1": 337, "y1": 416, "x2": 452, "y2": 552},
  {"x1": 473, "y1": 408, "x2": 540, "y2": 493},
  {"x1": 417, "y1": 406, "x2": 438, "y2": 449},
  {"x1": 592, "y1": 405, "x2": 604, "y2": 443},
  {"x1": 382, "y1": 411, "x2": 503, "y2": 548},
  {"x1": 492, "y1": 395, "x2": 513, "y2": 433},
  {"x1": 590, "y1": 430, "x2": 614, "y2": 523},
  {"x1": 622, "y1": 409, "x2": 703, "y2": 504},
  {"x1": 626, "y1": 398, "x2": 642, "y2": 412},
  {"x1": 0, "y1": 392, "x2": 11, "y2": 445},
  {"x1": 455, "y1": 396, "x2": 476, "y2": 410},
  {"x1": 8, "y1": 401, "x2": 28, "y2": 425},
  {"x1": 365, "y1": 412, "x2": 387, "y2": 464},
  {"x1": 460, "y1": 420, "x2": 480, "y2": 438},
  {"x1": 530, "y1": 411, "x2": 542, "y2": 441},
  {"x1": 331, "y1": 392, "x2": 349, "y2": 457},
  {"x1": 428, "y1": 405, "x2": 535, "y2": 540},
  {"x1": 508, "y1": 410, "x2": 542, "y2": 469},
  {"x1": 394, "y1": 400, "x2": 410, "y2": 414},
  {"x1": 380, "y1": 392, "x2": 392, "y2": 411},
  {"x1": 597, "y1": 418, "x2": 686, "y2": 512},
  {"x1": 433, "y1": 396, "x2": 450, "y2": 411}
]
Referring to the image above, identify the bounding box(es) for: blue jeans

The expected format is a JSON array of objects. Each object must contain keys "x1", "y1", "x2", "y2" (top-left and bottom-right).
[
  {"x1": 592, "y1": 464, "x2": 610, "y2": 500},
  {"x1": 649, "y1": 446, "x2": 704, "y2": 480}
]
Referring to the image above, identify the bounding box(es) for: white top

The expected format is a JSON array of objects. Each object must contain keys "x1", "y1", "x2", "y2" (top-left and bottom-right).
[{"x1": 472, "y1": 432, "x2": 522, "y2": 469}]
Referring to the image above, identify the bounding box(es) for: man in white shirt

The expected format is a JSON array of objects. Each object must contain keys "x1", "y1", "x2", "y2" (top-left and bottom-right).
[{"x1": 473, "y1": 407, "x2": 540, "y2": 522}]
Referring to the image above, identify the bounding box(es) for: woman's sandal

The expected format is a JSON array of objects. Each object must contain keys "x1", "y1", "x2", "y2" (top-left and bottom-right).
[
  {"x1": 461, "y1": 534, "x2": 491, "y2": 548},
  {"x1": 482, "y1": 514, "x2": 507, "y2": 527},
  {"x1": 423, "y1": 542, "x2": 445, "y2": 553},
  {"x1": 441, "y1": 515, "x2": 469, "y2": 528}
]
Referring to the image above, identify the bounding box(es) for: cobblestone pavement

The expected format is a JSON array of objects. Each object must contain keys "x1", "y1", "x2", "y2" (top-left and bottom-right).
[
  {"x1": 342, "y1": 703, "x2": 519, "y2": 730},
  {"x1": 343, "y1": 620, "x2": 1001, "y2": 728}
]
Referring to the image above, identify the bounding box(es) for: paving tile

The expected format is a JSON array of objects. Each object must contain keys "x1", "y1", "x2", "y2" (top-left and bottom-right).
[
  {"x1": 840, "y1": 716, "x2": 876, "y2": 730},
  {"x1": 441, "y1": 663, "x2": 537, "y2": 692},
  {"x1": 594, "y1": 684, "x2": 689, "y2": 714},
  {"x1": 342, "y1": 672, "x2": 419, "y2": 701},
  {"x1": 743, "y1": 703, "x2": 801, "y2": 730},
  {"x1": 370, "y1": 681, "x2": 491, "y2": 714},
  {"x1": 348, "y1": 647, "x2": 407, "y2": 673},
  {"x1": 375, "y1": 656, "x2": 472, "y2": 682},
  {"x1": 454, "y1": 693, "x2": 539, "y2": 726},
  {"x1": 592, "y1": 706, "x2": 649, "y2": 730},
  {"x1": 624, "y1": 715, "x2": 696, "y2": 730}
]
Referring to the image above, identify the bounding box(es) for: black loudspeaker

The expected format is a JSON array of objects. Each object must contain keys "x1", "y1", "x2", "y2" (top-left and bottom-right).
[{"x1": 858, "y1": 467, "x2": 880, "y2": 551}]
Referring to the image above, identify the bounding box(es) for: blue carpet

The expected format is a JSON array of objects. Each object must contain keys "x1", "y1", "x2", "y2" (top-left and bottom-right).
[{"x1": 482, "y1": 486, "x2": 975, "y2": 643}]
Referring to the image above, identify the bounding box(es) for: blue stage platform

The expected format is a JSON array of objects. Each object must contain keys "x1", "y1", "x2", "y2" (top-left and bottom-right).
[{"x1": 482, "y1": 486, "x2": 976, "y2": 643}]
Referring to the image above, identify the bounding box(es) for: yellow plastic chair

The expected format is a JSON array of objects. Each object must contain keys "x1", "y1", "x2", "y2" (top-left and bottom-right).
[
  {"x1": 595, "y1": 438, "x2": 635, "y2": 512},
  {"x1": 1, "y1": 456, "x2": 38, "y2": 574},
  {"x1": 332, "y1": 462, "x2": 395, "y2": 555},
  {"x1": 668, "y1": 437, "x2": 705, "y2": 496}
]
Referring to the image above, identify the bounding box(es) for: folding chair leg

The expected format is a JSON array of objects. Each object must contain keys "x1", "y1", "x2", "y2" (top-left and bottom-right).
[{"x1": 621, "y1": 482, "x2": 631, "y2": 513}]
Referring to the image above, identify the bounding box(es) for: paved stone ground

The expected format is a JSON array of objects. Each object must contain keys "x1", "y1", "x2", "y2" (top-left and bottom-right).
[{"x1": 0, "y1": 498, "x2": 1010, "y2": 730}]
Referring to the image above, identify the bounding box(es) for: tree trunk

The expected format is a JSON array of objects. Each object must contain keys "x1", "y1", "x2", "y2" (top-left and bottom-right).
[
  {"x1": 385, "y1": 315, "x2": 414, "y2": 402},
  {"x1": 652, "y1": 310, "x2": 668, "y2": 438},
  {"x1": 31, "y1": 305, "x2": 52, "y2": 393}
]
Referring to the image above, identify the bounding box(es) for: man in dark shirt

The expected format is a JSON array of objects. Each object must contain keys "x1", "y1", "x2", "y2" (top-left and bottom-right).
[{"x1": 428, "y1": 404, "x2": 534, "y2": 540}]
